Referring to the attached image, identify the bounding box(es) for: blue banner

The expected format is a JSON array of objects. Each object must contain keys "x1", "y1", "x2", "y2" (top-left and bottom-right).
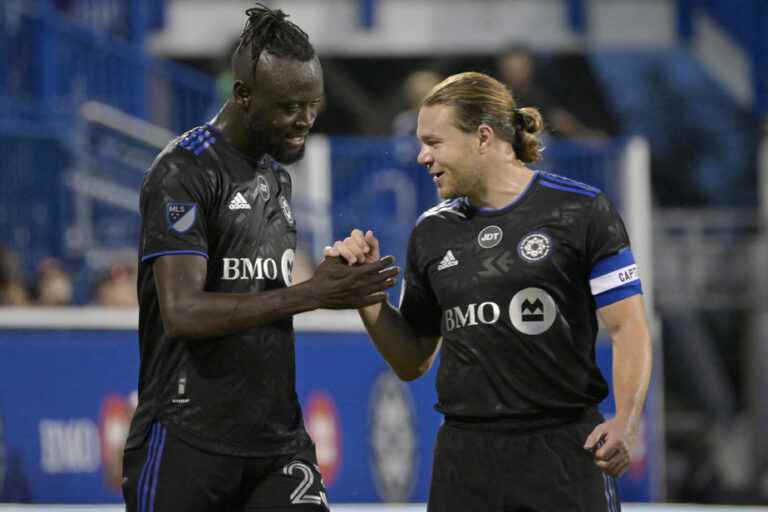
[{"x1": 0, "y1": 328, "x2": 657, "y2": 503}]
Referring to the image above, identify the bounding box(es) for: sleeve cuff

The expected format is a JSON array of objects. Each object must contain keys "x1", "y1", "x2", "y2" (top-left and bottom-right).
[{"x1": 141, "y1": 250, "x2": 209, "y2": 263}]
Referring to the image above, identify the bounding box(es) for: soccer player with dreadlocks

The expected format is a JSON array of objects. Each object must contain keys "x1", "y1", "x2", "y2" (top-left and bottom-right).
[{"x1": 122, "y1": 5, "x2": 398, "y2": 510}]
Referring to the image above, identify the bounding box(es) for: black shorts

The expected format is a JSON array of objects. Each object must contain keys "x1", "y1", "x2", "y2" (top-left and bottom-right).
[
  {"x1": 122, "y1": 422, "x2": 329, "y2": 512},
  {"x1": 428, "y1": 417, "x2": 621, "y2": 512}
]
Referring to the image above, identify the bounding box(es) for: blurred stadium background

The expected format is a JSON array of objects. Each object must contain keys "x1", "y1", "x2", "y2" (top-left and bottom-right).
[{"x1": 1, "y1": 0, "x2": 767, "y2": 509}]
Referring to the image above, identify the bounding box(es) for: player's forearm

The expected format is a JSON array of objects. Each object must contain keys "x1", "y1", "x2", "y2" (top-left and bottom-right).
[
  {"x1": 162, "y1": 281, "x2": 321, "y2": 339},
  {"x1": 610, "y1": 319, "x2": 652, "y2": 434},
  {"x1": 358, "y1": 302, "x2": 435, "y2": 381}
]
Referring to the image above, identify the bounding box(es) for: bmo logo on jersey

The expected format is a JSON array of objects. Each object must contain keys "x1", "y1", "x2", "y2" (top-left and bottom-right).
[
  {"x1": 221, "y1": 249, "x2": 294, "y2": 285},
  {"x1": 444, "y1": 287, "x2": 557, "y2": 335},
  {"x1": 508, "y1": 287, "x2": 557, "y2": 335}
]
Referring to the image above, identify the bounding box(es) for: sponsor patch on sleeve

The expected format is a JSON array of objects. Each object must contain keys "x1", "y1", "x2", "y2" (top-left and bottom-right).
[
  {"x1": 589, "y1": 249, "x2": 643, "y2": 307},
  {"x1": 166, "y1": 203, "x2": 198, "y2": 233}
]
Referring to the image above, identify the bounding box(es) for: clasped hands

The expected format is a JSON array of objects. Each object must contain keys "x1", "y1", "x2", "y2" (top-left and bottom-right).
[{"x1": 309, "y1": 229, "x2": 399, "y2": 309}]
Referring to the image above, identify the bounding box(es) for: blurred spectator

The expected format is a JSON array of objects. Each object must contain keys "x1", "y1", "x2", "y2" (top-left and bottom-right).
[
  {"x1": 392, "y1": 69, "x2": 442, "y2": 136},
  {"x1": 93, "y1": 262, "x2": 138, "y2": 307},
  {"x1": 33, "y1": 257, "x2": 73, "y2": 306},
  {"x1": 0, "y1": 246, "x2": 29, "y2": 306},
  {"x1": 496, "y1": 44, "x2": 606, "y2": 139}
]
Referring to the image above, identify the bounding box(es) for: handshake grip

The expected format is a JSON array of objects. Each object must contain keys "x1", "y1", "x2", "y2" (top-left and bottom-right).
[{"x1": 310, "y1": 255, "x2": 400, "y2": 309}]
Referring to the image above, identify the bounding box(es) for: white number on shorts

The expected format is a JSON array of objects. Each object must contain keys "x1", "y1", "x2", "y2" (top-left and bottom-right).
[{"x1": 282, "y1": 461, "x2": 329, "y2": 508}]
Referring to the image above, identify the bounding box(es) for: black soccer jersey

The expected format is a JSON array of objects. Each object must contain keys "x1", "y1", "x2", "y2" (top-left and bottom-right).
[
  {"x1": 127, "y1": 125, "x2": 311, "y2": 457},
  {"x1": 400, "y1": 171, "x2": 643, "y2": 423}
]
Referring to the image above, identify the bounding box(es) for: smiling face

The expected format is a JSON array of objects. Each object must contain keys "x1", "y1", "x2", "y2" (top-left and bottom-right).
[
  {"x1": 236, "y1": 52, "x2": 324, "y2": 164},
  {"x1": 416, "y1": 104, "x2": 484, "y2": 200}
]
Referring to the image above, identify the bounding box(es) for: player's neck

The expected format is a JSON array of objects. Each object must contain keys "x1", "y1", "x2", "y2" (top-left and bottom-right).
[
  {"x1": 471, "y1": 163, "x2": 534, "y2": 210},
  {"x1": 210, "y1": 102, "x2": 267, "y2": 160}
]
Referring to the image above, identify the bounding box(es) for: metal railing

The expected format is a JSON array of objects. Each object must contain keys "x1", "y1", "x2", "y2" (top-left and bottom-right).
[
  {"x1": 653, "y1": 207, "x2": 763, "y2": 310},
  {"x1": 0, "y1": 0, "x2": 214, "y2": 132}
]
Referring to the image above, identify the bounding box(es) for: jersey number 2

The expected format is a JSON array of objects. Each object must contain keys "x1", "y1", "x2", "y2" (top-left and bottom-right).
[{"x1": 283, "y1": 461, "x2": 329, "y2": 508}]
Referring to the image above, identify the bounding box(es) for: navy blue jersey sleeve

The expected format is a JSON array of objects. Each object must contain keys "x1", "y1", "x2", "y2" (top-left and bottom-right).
[
  {"x1": 585, "y1": 193, "x2": 642, "y2": 307},
  {"x1": 399, "y1": 223, "x2": 443, "y2": 337},
  {"x1": 140, "y1": 152, "x2": 214, "y2": 263}
]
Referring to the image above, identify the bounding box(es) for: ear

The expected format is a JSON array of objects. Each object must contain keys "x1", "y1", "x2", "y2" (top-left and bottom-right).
[
  {"x1": 232, "y1": 80, "x2": 251, "y2": 110},
  {"x1": 477, "y1": 124, "x2": 494, "y2": 153}
]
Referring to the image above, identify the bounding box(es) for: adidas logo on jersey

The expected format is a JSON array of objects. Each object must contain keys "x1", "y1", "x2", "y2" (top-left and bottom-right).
[
  {"x1": 437, "y1": 250, "x2": 459, "y2": 271},
  {"x1": 228, "y1": 192, "x2": 251, "y2": 210}
]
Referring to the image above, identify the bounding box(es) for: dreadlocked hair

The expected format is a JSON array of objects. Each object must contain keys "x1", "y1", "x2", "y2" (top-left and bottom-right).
[{"x1": 235, "y1": 3, "x2": 315, "y2": 66}]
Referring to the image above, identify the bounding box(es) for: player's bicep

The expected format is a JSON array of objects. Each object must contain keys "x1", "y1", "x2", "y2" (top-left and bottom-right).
[
  {"x1": 596, "y1": 295, "x2": 647, "y2": 339},
  {"x1": 153, "y1": 254, "x2": 208, "y2": 330}
]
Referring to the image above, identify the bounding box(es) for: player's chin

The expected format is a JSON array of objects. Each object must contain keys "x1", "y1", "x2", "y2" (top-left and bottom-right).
[
  {"x1": 437, "y1": 186, "x2": 458, "y2": 200},
  {"x1": 273, "y1": 144, "x2": 306, "y2": 165}
]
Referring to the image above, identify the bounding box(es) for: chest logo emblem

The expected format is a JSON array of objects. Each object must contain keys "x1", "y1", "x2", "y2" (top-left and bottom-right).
[
  {"x1": 509, "y1": 287, "x2": 557, "y2": 335},
  {"x1": 228, "y1": 192, "x2": 251, "y2": 210},
  {"x1": 279, "y1": 196, "x2": 295, "y2": 226},
  {"x1": 281, "y1": 248, "x2": 295, "y2": 286},
  {"x1": 257, "y1": 175, "x2": 271, "y2": 202},
  {"x1": 518, "y1": 232, "x2": 551, "y2": 262},
  {"x1": 436, "y1": 250, "x2": 459, "y2": 271},
  {"x1": 477, "y1": 225, "x2": 503, "y2": 249}
]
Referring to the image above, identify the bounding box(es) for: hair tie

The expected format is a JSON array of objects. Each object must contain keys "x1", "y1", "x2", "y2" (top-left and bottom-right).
[{"x1": 512, "y1": 108, "x2": 524, "y2": 127}]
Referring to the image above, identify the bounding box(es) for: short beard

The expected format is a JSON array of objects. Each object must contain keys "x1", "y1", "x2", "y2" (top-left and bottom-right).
[
  {"x1": 453, "y1": 168, "x2": 484, "y2": 201},
  {"x1": 272, "y1": 144, "x2": 306, "y2": 165},
  {"x1": 247, "y1": 119, "x2": 306, "y2": 165}
]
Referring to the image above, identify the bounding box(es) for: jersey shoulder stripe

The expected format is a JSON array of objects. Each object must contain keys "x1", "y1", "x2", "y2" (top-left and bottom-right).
[
  {"x1": 176, "y1": 125, "x2": 217, "y2": 157},
  {"x1": 416, "y1": 197, "x2": 467, "y2": 225},
  {"x1": 538, "y1": 171, "x2": 601, "y2": 193},
  {"x1": 539, "y1": 172, "x2": 600, "y2": 197},
  {"x1": 539, "y1": 179, "x2": 598, "y2": 198},
  {"x1": 146, "y1": 140, "x2": 209, "y2": 184}
]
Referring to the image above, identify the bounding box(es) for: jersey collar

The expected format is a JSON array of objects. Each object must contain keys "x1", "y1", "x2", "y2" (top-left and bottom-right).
[{"x1": 471, "y1": 171, "x2": 540, "y2": 217}]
